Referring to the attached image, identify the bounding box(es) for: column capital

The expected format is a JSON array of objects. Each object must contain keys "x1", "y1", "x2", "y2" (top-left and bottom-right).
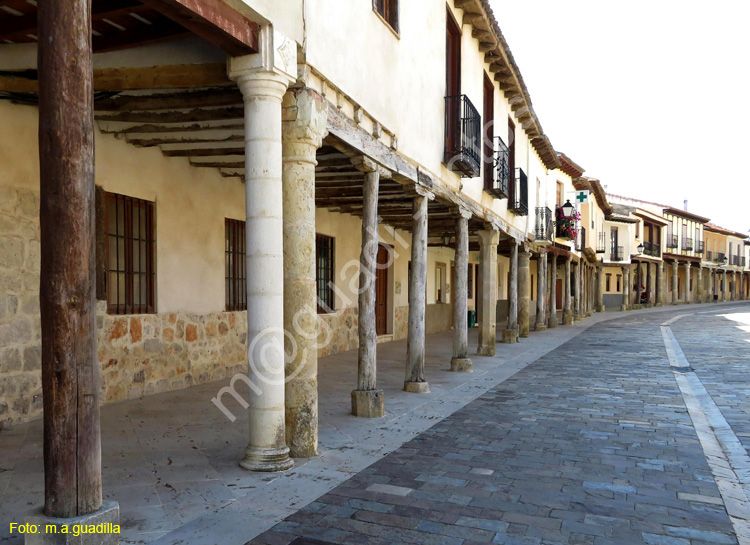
[
  {"x1": 228, "y1": 25, "x2": 297, "y2": 89},
  {"x1": 450, "y1": 205, "x2": 472, "y2": 220},
  {"x1": 404, "y1": 182, "x2": 435, "y2": 200},
  {"x1": 282, "y1": 87, "x2": 328, "y2": 148},
  {"x1": 351, "y1": 155, "x2": 392, "y2": 178},
  {"x1": 478, "y1": 227, "x2": 500, "y2": 247}
]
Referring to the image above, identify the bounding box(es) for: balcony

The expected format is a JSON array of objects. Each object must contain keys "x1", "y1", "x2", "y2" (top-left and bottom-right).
[
  {"x1": 682, "y1": 237, "x2": 693, "y2": 251},
  {"x1": 596, "y1": 231, "x2": 606, "y2": 253},
  {"x1": 508, "y1": 168, "x2": 528, "y2": 216},
  {"x1": 444, "y1": 95, "x2": 481, "y2": 178},
  {"x1": 487, "y1": 136, "x2": 510, "y2": 199},
  {"x1": 695, "y1": 240, "x2": 704, "y2": 254},
  {"x1": 713, "y1": 252, "x2": 726, "y2": 263},
  {"x1": 666, "y1": 235, "x2": 678, "y2": 249},
  {"x1": 731, "y1": 255, "x2": 741, "y2": 266},
  {"x1": 643, "y1": 241, "x2": 661, "y2": 258},
  {"x1": 610, "y1": 246, "x2": 624, "y2": 262},
  {"x1": 534, "y1": 206, "x2": 554, "y2": 244},
  {"x1": 743, "y1": 256, "x2": 747, "y2": 268},
  {"x1": 576, "y1": 226, "x2": 586, "y2": 252}
]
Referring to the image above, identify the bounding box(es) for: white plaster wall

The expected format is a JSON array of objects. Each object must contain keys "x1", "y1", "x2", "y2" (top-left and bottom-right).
[
  {"x1": 0, "y1": 102, "x2": 245, "y2": 315},
  {"x1": 238, "y1": 0, "x2": 304, "y2": 45}
]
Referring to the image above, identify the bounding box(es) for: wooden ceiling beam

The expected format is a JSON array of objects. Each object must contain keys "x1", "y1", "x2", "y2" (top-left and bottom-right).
[
  {"x1": 95, "y1": 88, "x2": 242, "y2": 111},
  {"x1": 93, "y1": 17, "x2": 190, "y2": 53},
  {"x1": 138, "y1": 0, "x2": 260, "y2": 56},
  {"x1": 95, "y1": 105, "x2": 243, "y2": 123}
]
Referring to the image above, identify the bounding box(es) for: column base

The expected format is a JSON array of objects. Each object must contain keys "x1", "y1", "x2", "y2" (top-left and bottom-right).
[
  {"x1": 240, "y1": 445, "x2": 294, "y2": 472},
  {"x1": 621, "y1": 305, "x2": 629, "y2": 311},
  {"x1": 548, "y1": 317, "x2": 559, "y2": 329},
  {"x1": 450, "y1": 357, "x2": 473, "y2": 372},
  {"x1": 351, "y1": 389, "x2": 385, "y2": 418},
  {"x1": 562, "y1": 311, "x2": 573, "y2": 325},
  {"x1": 501, "y1": 329, "x2": 519, "y2": 343},
  {"x1": 534, "y1": 323, "x2": 547, "y2": 331},
  {"x1": 596, "y1": 305, "x2": 605, "y2": 313},
  {"x1": 404, "y1": 381, "x2": 430, "y2": 394},
  {"x1": 477, "y1": 345, "x2": 495, "y2": 357},
  {"x1": 25, "y1": 501, "x2": 120, "y2": 545}
]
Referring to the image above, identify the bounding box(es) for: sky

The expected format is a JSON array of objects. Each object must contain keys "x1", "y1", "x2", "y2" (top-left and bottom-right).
[{"x1": 490, "y1": 0, "x2": 750, "y2": 234}]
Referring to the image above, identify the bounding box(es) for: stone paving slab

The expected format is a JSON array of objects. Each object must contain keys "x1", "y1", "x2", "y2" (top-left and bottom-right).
[{"x1": 250, "y1": 307, "x2": 747, "y2": 545}]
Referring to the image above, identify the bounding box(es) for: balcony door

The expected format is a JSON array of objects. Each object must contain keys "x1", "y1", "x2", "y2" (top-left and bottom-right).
[
  {"x1": 445, "y1": 8, "x2": 461, "y2": 156},
  {"x1": 611, "y1": 227, "x2": 618, "y2": 258},
  {"x1": 483, "y1": 72, "x2": 494, "y2": 190}
]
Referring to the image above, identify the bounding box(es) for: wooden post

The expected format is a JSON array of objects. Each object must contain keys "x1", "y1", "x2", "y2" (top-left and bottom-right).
[
  {"x1": 502, "y1": 241, "x2": 519, "y2": 343},
  {"x1": 672, "y1": 261, "x2": 679, "y2": 304},
  {"x1": 535, "y1": 253, "x2": 547, "y2": 331},
  {"x1": 562, "y1": 255, "x2": 572, "y2": 324},
  {"x1": 548, "y1": 254, "x2": 558, "y2": 328},
  {"x1": 405, "y1": 191, "x2": 430, "y2": 393},
  {"x1": 38, "y1": 0, "x2": 102, "y2": 518},
  {"x1": 518, "y1": 250, "x2": 531, "y2": 338},
  {"x1": 622, "y1": 265, "x2": 630, "y2": 311},
  {"x1": 450, "y1": 210, "x2": 472, "y2": 371}
]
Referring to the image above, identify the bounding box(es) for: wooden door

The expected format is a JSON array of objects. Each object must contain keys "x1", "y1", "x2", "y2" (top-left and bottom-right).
[
  {"x1": 483, "y1": 73, "x2": 494, "y2": 190},
  {"x1": 376, "y1": 245, "x2": 389, "y2": 336}
]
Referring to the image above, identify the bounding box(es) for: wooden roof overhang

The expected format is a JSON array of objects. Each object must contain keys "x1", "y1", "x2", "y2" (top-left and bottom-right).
[
  {"x1": 662, "y1": 253, "x2": 702, "y2": 264},
  {"x1": 455, "y1": 0, "x2": 560, "y2": 170},
  {"x1": 634, "y1": 210, "x2": 669, "y2": 227},
  {"x1": 0, "y1": 0, "x2": 258, "y2": 56},
  {"x1": 573, "y1": 177, "x2": 613, "y2": 216},
  {"x1": 663, "y1": 207, "x2": 710, "y2": 224}
]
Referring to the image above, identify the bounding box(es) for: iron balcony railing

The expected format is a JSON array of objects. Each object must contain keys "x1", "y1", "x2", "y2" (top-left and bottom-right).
[
  {"x1": 508, "y1": 168, "x2": 528, "y2": 216},
  {"x1": 487, "y1": 136, "x2": 510, "y2": 199},
  {"x1": 682, "y1": 237, "x2": 693, "y2": 251},
  {"x1": 576, "y1": 226, "x2": 586, "y2": 252},
  {"x1": 444, "y1": 95, "x2": 481, "y2": 178},
  {"x1": 534, "y1": 206, "x2": 554, "y2": 243},
  {"x1": 644, "y1": 241, "x2": 661, "y2": 257},
  {"x1": 596, "y1": 231, "x2": 606, "y2": 253},
  {"x1": 695, "y1": 240, "x2": 704, "y2": 254},
  {"x1": 731, "y1": 255, "x2": 741, "y2": 266},
  {"x1": 713, "y1": 252, "x2": 726, "y2": 263},
  {"x1": 743, "y1": 256, "x2": 747, "y2": 268},
  {"x1": 666, "y1": 234, "x2": 679, "y2": 249},
  {"x1": 610, "y1": 245, "x2": 624, "y2": 262}
]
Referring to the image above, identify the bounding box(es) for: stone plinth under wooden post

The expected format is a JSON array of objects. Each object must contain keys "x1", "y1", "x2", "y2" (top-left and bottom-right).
[
  {"x1": 351, "y1": 157, "x2": 388, "y2": 417},
  {"x1": 535, "y1": 253, "x2": 547, "y2": 331},
  {"x1": 502, "y1": 241, "x2": 520, "y2": 343},
  {"x1": 282, "y1": 87, "x2": 327, "y2": 458},
  {"x1": 405, "y1": 187, "x2": 433, "y2": 393},
  {"x1": 477, "y1": 227, "x2": 500, "y2": 356},
  {"x1": 451, "y1": 209, "x2": 473, "y2": 372},
  {"x1": 518, "y1": 250, "x2": 531, "y2": 338}
]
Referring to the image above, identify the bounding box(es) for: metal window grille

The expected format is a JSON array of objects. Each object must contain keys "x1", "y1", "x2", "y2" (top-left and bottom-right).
[
  {"x1": 225, "y1": 219, "x2": 247, "y2": 312},
  {"x1": 316, "y1": 234, "x2": 335, "y2": 313}
]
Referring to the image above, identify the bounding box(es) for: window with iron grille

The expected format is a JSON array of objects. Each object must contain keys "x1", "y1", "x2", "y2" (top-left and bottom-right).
[
  {"x1": 225, "y1": 219, "x2": 247, "y2": 312},
  {"x1": 316, "y1": 234, "x2": 335, "y2": 313},
  {"x1": 373, "y1": 0, "x2": 398, "y2": 32},
  {"x1": 105, "y1": 192, "x2": 155, "y2": 314}
]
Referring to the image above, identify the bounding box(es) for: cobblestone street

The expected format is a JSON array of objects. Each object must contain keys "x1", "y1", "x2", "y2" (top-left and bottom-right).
[{"x1": 252, "y1": 305, "x2": 750, "y2": 545}]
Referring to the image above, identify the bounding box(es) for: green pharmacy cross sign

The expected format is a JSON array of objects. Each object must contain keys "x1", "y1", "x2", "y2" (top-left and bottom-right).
[{"x1": 575, "y1": 190, "x2": 590, "y2": 204}]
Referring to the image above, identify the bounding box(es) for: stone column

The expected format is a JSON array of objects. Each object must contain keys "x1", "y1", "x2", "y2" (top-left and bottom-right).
[
  {"x1": 622, "y1": 265, "x2": 630, "y2": 311},
  {"x1": 518, "y1": 250, "x2": 531, "y2": 338},
  {"x1": 563, "y1": 255, "x2": 573, "y2": 325},
  {"x1": 656, "y1": 261, "x2": 664, "y2": 305},
  {"x1": 477, "y1": 226, "x2": 500, "y2": 356},
  {"x1": 647, "y1": 263, "x2": 655, "y2": 306},
  {"x1": 721, "y1": 270, "x2": 727, "y2": 302},
  {"x1": 696, "y1": 266, "x2": 704, "y2": 304},
  {"x1": 633, "y1": 262, "x2": 641, "y2": 307},
  {"x1": 535, "y1": 253, "x2": 547, "y2": 331},
  {"x1": 741, "y1": 272, "x2": 745, "y2": 300},
  {"x1": 503, "y1": 241, "x2": 520, "y2": 343},
  {"x1": 405, "y1": 189, "x2": 432, "y2": 392},
  {"x1": 708, "y1": 269, "x2": 715, "y2": 302},
  {"x1": 672, "y1": 261, "x2": 679, "y2": 304},
  {"x1": 351, "y1": 157, "x2": 387, "y2": 417},
  {"x1": 597, "y1": 265, "x2": 605, "y2": 312},
  {"x1": 282, "y1": 88, "x2": 327, "y2": 459},
  {"x1": 451, "y1": 209, "x2": 472, "y2": 371},
  {"x1": 573, "y1": 261, "x2": 583, "y2": 322},
  {"x1": 548, "y1": 253, "x2": 558, "y2": 328},
  {"x1": 684, "y1": 262, "x2": 691, "y2": 304},
  {"x1": 229, "y1": 40, "x2": 297, "y2": 472}
]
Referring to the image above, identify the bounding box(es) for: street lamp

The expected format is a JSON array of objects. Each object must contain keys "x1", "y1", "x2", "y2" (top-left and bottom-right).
[
  {"x1": 442, "y1": 233, "x2": 452, "y2": 246},
  {"x1": 636, "y1": 242, "x2": 644, "y2": 255},
  {"x1": 562, "y1": 200, "x2": 575, "y2": 218}
]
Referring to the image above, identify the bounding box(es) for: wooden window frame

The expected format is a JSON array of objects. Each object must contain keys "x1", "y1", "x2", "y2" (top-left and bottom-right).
[
  {"x1": 225, "y1": 218, "x2": 247, "y2": 312},
  {"x1": 483, "y1": 72, "x2": 495, "y2": 190},
  {"x1": 104, "y1": 191, "x2": 156, "y2": 315},
  {"x1": 373, "y1": 0, "x2": 399, "y2": 34},
  {"x1": 316, "y1": 234, "x2": 336, "y2": 314}
]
